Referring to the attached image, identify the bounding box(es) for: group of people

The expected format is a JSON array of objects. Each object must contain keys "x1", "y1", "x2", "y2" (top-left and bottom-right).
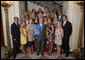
[{"x1": 11, "y1": 8, "x2": 72, "y2": 59}]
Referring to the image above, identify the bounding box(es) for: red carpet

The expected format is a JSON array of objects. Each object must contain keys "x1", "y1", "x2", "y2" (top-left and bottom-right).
[{"x1": 33, "y1": 42, "x2": 57, "y2": 52}]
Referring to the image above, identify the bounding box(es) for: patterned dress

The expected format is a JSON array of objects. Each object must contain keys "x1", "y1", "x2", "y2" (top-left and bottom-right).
[
  {"x1": 52, "y1": 24, "x2": 57, "y2": 44},
  {"x1": 55, "y1": 28, "x2": 62, "y2": 45},
  {"x1": 47, "y1": 24, "x2": 54, "y2": 45}
]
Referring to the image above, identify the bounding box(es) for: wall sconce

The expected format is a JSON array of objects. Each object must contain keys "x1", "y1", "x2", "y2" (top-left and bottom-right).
[
  {"x1": 74, "y1": 1, "x2": 84, "y2": 7},
  {"x1": 1, "y1": 1, "x2": 14, "y2": 8}
]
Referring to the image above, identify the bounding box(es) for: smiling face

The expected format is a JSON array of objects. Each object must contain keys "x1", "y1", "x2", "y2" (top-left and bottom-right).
[
  {"x1": 39, "y1": 18, "x2": 43, "y2": 24},
  {"x1": 58, "y1": 11, "x2": 62, "y2": 16},
  {"x1": 21, "y1": 20, "x2": 26, "y2": 27},
  {"x1": 48, "y1": 18, "x2": 51, "y2": 24},
  {"x1": 30, "y1": 19, "x2": 33, "y2": 24},
  {"x1": 14, "y1": 17, "x2": 18, "y2": 23},
  {"x1": 44, "y1": 16, "x2": 47, "y2": 21},
  {"x1": 32, "y1": 9, "x2": 36, "y2": 13},
  {"x1": 25, "y1": 15, "x2": 29, "y2": 20},
  {"x1": 53, "y1": 17, "x2": 57, "y2": 24},
  {"x1": 63, "y1": 15, "x2": 67, "y2": 22},
  {"x1": 44, "y1": 8, "x2": 48, "y2": 13}
]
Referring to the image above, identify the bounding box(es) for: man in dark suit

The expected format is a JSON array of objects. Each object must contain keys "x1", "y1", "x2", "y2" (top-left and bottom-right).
[
  {"x1": 35, "y1": 18, "x2": 46, "y2": 56},
  {"x1": 11, "y1": 17, "x2": 21, "y2": 58},
  {"x1": 62, "y1": 15, "x2": 72, "y2": 57},
  {"x1": 58, "y1": 11, "x2": 63, "y2": 22}
]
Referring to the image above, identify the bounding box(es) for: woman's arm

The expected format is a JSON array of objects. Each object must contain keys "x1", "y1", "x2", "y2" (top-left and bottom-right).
[
  {"x1": 50, "y1": 25, "x2": 54, "y2": 36},
  {"x1": 46, "y1": 27, "x2": 49, "y2": 38},
  {"x1": 61, "y1": 28, "x2": 64, "y2": 38},
  {"x1": 26, "y1": 26, "x2": 29, "y2": 35},
  {"x1": 55, "y1": 29, "x2": 57, "y2": 38},
  {"x1": 20, "y1": 27, "x2": 27, "y2": 37}
]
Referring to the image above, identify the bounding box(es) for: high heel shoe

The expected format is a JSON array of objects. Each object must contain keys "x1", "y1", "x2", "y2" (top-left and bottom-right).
[
  {"x1": 55, "y1": 54, "x2": 60, "y2": 58},
  {"x1": 49, "y1": 52, "x2": 52, "y2": 56}
]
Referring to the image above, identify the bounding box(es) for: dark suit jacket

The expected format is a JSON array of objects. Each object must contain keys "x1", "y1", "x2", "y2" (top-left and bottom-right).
[
  {"x1": 37, "y1": 24, "x2": 46, "y2": 41},
  {"x1": 58, "y1": 15, "x2": 63, "y2": 22},
  {"x1": 62, "y1": 21, "x2": 72, "y2": 39},
  {"x1": 11, "y1": 22, "x2": 20, "y2": 42}
]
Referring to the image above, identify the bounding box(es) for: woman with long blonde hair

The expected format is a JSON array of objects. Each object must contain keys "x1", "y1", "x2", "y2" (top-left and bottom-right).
[
  {"x1": 54, "y1": 21, "x2": 63, "y2": 58},
  {"x1": 26, "y1": 19, "x2": 35, "y2": 53},
  {"x1": 20, "y1": 20, "x2": 28, "y2": 55}
]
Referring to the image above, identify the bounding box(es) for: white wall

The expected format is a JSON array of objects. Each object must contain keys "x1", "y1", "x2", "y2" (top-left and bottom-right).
[
  {"x1": 63, "y1": 1, "x2": 81, "y2": 51},
  {"x1": 27, "y1": 1, "x2": 44, "y2": 12},
  {"x1": 1, "y1": 1, "x2": 20, "y2": 48}
]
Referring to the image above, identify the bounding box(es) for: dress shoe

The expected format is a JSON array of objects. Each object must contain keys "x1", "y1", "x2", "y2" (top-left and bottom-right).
[
  {"x1": 60, "y1": 52, "x2": 65, "y2": 54},
  {"x1": 18, "y1": 51, "x2": 23, "y2": 54},
  {"x1": 37, "y1": 53, "x2": 39, "y2": 56},
  {"x1": 14, "y1": 56, "x2": 16, "y2": 59},
  {"x1": 65, "y1": 54, "x2": 69, "y2": 57},
  {"x1": 41, "y1": 53, "x2": 44, "y2": 56}
]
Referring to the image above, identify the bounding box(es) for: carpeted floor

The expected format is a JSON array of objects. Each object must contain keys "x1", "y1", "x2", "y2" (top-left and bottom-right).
[{"x1": 1, "y1": 47, "x2": 76, "y2": 59}]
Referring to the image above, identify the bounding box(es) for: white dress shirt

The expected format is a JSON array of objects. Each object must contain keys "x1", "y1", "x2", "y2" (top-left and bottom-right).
[
  {"x1": 40, "y1": 23, "x2": 43, "y2": 30},
  {"x1": 63, "y1": 21, "x2": 67, "y2": 27},
  {"x1": 58, "y1": 15, "x2": 61, "y2": 21},
  {"x1": 15, "y1": 22, "x2": 18, "y2": 26}
]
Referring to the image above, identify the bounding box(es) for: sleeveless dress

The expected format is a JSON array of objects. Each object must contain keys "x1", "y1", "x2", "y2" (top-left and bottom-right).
[
  {"x1": 26, "y1": 25, "x2": 34, "y2": 47},
  {"x1": 47, "y1": 24, "x2": 54, "y2": 45},
  {"x1": 55, "y1": 28, "x2": 62, "y2": 45},
  {"x1": 21, "y1": 27, "x2": 27, "y2": 44},
  {"x1": 27, "y1": 25, "x2": 34, "y2": 42}
]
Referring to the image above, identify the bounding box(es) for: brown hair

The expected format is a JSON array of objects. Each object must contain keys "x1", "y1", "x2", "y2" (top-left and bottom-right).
[
  {"x1": 63, "y1": 15, "x2": 68, "y2": 20},
  {"x1": 28, "y1": 18, "x2": 34, "y2": 24},
  {"x1": 14, "y1": 17, "x2": 18, "y2": 20},
  {"x1": 24, "y1": 15, "x2": 29, "y2": 18}
]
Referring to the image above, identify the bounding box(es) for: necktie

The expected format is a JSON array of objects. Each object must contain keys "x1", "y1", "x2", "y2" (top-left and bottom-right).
[
  {"x1": 16, "y1": 23, "x2": 19, "y2": 27},
  {"x1": 40, "y1": 24, "x2": 43, "y2": 30}
]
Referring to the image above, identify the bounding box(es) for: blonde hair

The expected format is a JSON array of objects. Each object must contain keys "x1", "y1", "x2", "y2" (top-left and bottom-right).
[
  {"x1": 20, "y1": 19, "x2": 26, "y2": 28},
  {"x1": 28, "y1": 18, "x2": 34, "y2": 24},
  {"x1": 57, "y1": 21, "x2": 62, "y2": 28}
]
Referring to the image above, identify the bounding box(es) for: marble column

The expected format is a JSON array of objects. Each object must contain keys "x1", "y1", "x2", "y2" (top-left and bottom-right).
[{"x1": 19, "y1": 1, "x2": 25, "y2": 22}]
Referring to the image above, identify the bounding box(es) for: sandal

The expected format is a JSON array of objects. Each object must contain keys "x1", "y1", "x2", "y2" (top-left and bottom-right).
[
  {"x1": 56, "y1": 55, "x2": 60, "y2": 58},
  {"x1": 55, "y1": 53, "x2": 60, "y2": 58}
]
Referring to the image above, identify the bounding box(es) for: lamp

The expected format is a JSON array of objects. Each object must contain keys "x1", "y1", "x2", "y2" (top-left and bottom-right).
[
  {"x1": 72, "y1": 1, "x2": 84, "y2": 59},
  {"x1": 1, "y1": 1, "x2": 14, "y2": 58}
]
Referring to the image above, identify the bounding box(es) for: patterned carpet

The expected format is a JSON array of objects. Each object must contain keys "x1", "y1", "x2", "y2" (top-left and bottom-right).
[
  {"x1": 9, "y1": 52, "x2": 76, "y2": 59},
  {"x1": 1, "y1": 47, "x2": 76, "y2": 59}
]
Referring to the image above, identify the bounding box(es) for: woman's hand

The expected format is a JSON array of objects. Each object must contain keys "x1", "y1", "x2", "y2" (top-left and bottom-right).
[
  {"x1": 47, "y1": 35, "x2": 49, "y2": 39},
  {"x1": 24, "y1": 35, "x2": 27, "y2": 38},
  {"x1": 14, "y1": 38, "x2": 16, "y2": 41},
  {"x1": 32, "y1": 35, "x2": 34, "y2": 37},
  {"x1": 34, "y1": 28, "x2": 37, "y2": 32}
]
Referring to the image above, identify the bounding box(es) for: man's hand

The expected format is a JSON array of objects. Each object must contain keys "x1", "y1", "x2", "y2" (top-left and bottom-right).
[{"x1": 14, "y1": 39, "x2": 16, "y2": 41}]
